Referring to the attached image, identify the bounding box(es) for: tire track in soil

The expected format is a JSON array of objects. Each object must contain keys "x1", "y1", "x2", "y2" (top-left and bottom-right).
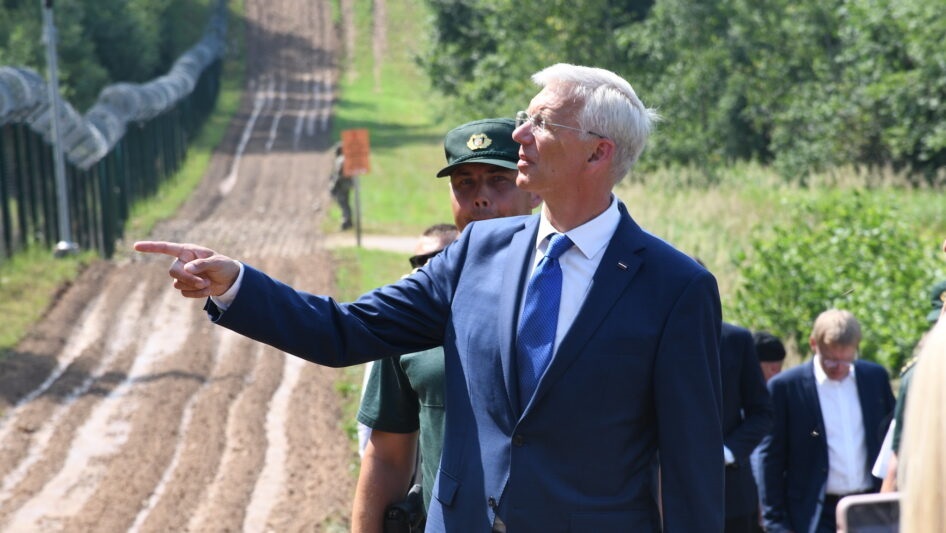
[{"x1": 0, "y1": 0, "x2": 359, "y2": 530}]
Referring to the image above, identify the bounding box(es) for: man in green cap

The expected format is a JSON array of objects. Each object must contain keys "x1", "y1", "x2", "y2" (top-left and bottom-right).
[{"x1": 350, "y1": 118, "x2": 541, "y2": 532}]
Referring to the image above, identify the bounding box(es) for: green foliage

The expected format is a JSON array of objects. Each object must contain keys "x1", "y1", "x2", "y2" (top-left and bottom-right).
[
  {"x1": 417, "y1": 0, "x2": 946, "y2": 180},
  {"x1": 0, "y1": 245, "x2": 95, "y2": 352},
  {"x1": 0, "y1": 0, "x2": 245, "y2": 358},
  {"x1": 0, "y1": 0, "x2": 212, "y2": 110},
  {"x1": 730, "y1": 191, "x2": 945, "y2": 372},
  {"x1": 417, "y1": 0, "x2": 652, "y2": 122}
]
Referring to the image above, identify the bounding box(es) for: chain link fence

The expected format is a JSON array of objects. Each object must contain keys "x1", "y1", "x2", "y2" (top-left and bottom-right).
[{"x1": 0, "y1": 0, "x2": 228, "y2": 260}]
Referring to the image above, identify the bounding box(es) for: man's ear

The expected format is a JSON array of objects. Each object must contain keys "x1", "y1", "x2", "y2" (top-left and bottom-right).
[{"x1": 586, "y1": 138, "x2": 615, "y2": 164}]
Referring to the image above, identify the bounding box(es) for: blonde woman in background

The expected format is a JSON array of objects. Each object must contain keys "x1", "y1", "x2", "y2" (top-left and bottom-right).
[{"x1": 899, "y1": 300, "x2": 946, "y2": 531}]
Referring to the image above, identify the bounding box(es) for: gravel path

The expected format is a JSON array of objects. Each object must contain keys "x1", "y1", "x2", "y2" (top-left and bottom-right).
[{"x1": 0, "y1": 0, "x2": 371, "y2": 530}]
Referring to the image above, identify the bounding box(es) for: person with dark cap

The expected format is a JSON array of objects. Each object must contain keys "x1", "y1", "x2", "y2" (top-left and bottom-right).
[
  {"x1": 753, "y1": 331, "x2": 787, "y2": 383},
  {"x1": 749, "y1": 330, "x2": 786, "y2": 531},
  {"x1": 351, "y1": 118, "x2": 541, "y2": 532}
]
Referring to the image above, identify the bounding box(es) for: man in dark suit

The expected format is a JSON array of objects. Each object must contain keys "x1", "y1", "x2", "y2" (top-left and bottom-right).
[
  {"x1": 720, "y1": 322, "x2": 773, "y2": 532},
  {"x1": 136, "y1": 63, "x2": 724, "y2": 532},
  {"x1": 756, "y1": 309, "x2": 895, "y2": 533}
]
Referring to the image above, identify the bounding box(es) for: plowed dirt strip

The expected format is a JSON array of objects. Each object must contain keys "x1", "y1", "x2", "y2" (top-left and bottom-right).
[
  {"x1": 0, "y1": 277, "x2": 145, "y2": 513},
  {"x1": 0, "y1": 0, "x2": 358, "y2": 530}
]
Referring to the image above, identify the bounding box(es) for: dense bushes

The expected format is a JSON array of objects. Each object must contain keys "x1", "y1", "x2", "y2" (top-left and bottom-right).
[{"x1": 729, "y1": 192, "x2": 945, "y2": 371}]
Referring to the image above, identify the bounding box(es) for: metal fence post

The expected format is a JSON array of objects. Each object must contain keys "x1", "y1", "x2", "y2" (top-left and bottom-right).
[
  {"x1": 0, "y1": 126, "x2": 12, "y2": 259},
  {"x1": 41, "y1": 0, "x2": 78, "y2": 256}
]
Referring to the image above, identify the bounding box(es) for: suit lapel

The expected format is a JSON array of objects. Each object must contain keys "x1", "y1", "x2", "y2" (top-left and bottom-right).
[
  {"x1": 527, "y1": 204, "x2": 646, "y2": 413},
  {"x1": 499, "y1": 216, "x2": 540, "y2": 415},
  {"x1": 853, "y1": 362, "x2": 877, "y2": 460},
  {"x1": 799, "y1": 363, "x2": 830, "y2": 471}
]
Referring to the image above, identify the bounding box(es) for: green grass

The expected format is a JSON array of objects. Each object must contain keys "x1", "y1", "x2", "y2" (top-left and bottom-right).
[
  {"x1": 327, "y1": 0, "x2": 455, "y2": 234},
  {"x1": 331, "y1": 246, "x2": 413, "y2": 450},
  {"x1": 0, "y1": 246, "x2": 97, "y2": 349},
  {"x1": 0, "y1": 0, "x2": 246, "y2": 357},
  {"x1": 333, "y1": 247, "x2": 410, "y2": 300},
  {"x1": 616, "y1": 162, "x2": 946, "y2": 327}
]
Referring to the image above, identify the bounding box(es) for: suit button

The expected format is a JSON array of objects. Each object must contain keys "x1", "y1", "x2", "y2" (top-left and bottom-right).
[
  {"x1": 488, "y1": 497, "x2": 497, "y2": 508},
  {"x1": 512, "y1": 434, "x2": 525, "y2": 447}
]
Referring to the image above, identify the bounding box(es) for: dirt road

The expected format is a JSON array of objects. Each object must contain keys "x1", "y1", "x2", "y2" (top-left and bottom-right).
[{"x1": 0, "y1": 0, "x2": 362, "y2": 530}]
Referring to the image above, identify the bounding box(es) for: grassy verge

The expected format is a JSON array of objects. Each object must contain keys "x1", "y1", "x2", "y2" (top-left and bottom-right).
[
  {"x1": 0, "y1": 0, "x2": 246, "y2": 358},
  {"x1": 331, "y1": 247, "x2": 409, "y2": 446},
  {"x1": 0, "y1": 247, "x2": 96, "y2": 349},
  {"x1": 327, "y1": 0, "x2": 454, "y2": 234}
]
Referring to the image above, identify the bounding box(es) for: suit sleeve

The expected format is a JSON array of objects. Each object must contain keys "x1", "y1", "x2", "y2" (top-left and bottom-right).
[
  {"x1": 208, "y1": 233, "x2": 467, "y2": 367},
  {"x1": 757, "y1": 377, "x2": 792, "y2": 532},
  {"x1": 655, "y1": 270, "x2": 724, "y2": 532},
  {"x1": 724, "y1": 332, "x2": 774, "y2": 462}
]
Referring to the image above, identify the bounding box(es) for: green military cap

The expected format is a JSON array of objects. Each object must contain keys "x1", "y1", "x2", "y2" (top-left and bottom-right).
[
  {"x1": 927, "y1": 279, "x2": 946, "y2": 323},
  {"x1": 436, "y1": 118, "x2": 520, "y2": 177}
]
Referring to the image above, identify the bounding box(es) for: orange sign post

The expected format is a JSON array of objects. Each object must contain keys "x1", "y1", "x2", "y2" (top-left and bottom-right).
[
  {"x1": 340, "y1": 129, "x2": 370, "y2": 246},
  {"x1": 341, "y1": 129, "x2": 371, "y2": 176}
]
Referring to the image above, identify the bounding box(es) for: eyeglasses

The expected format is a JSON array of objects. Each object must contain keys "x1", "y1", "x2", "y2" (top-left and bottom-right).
[
  {"x1": 818, "y1": 354, "x2": 856, "y2": 369},
  {"x1": 515, "y1": 110, "x2": 606, "y2": 138},
  {"x1": 409, "y1": 249, "x2": 443, "y2": 269}
]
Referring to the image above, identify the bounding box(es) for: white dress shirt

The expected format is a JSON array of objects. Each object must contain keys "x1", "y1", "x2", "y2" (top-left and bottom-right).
[
  {"x1": 813, "y1": 355, "x2": 873, "y2": 494},
  {"x1": 522, "y1": 196, "x2": 620, "y2": 355},
  {"x1": 210, "y1": 262, "x2": 245, "y2": 310}
]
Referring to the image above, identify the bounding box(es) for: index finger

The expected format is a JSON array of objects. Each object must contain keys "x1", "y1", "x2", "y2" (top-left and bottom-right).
[{"x1": 134, "y1": 240, "x2": 188, "y2": 258}]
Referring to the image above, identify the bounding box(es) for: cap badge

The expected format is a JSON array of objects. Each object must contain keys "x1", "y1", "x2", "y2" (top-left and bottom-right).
[{"x1": 466, "y1": 133, "x2": 492, "y2": 151}]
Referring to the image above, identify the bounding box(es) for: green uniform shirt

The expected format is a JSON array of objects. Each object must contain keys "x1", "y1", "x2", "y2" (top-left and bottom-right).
[
  {"x1": 891, "y1": 362, "x2": 915, "y2": 454},
  {"x1": 356, "y1": 347, "x2": 445, "y2": 509}
]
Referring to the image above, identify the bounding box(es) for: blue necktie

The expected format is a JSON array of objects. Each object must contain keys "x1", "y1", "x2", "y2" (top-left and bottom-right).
[{"x1": 516, "y1": 233, "x2": 574, "y2": 409}]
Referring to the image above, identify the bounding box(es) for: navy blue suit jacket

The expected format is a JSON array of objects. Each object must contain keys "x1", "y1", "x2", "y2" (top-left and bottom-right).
[
  {"x1": 756, "y1": 360, "x2": 894, "y2": 533},
  {"x1": 720, "y1": 323, "x2": 773, "y2": 519},
  {"x1": 211, "y1": 203, "x2": 724, "y2": 532}
]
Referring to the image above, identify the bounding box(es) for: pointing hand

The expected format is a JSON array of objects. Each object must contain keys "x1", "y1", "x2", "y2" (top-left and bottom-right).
[{"x1": 134, "y1": 241, "x2": 241, "y2": 298}]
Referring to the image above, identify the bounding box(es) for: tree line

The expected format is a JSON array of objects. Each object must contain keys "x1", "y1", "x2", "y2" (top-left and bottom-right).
[
  {"x1": 0, "y1": 0, "x2": 213, "y2": 111},
  {"x1": 417, "y1": 0, "x2": 946, "y2": 182}
]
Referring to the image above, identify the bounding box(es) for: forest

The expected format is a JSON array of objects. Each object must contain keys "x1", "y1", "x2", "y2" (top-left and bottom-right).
[{"x1": 418, "y1": 0, "x2": 946, "y2": 181}]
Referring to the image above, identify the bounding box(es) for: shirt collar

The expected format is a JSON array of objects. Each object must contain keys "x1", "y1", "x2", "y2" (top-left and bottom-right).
[
  {"x1": 534, "y1": 195, "x2": 620, "y2": 259},
  {"x1": 813, "y1": 353, "x2": 857, "y2": 385}
]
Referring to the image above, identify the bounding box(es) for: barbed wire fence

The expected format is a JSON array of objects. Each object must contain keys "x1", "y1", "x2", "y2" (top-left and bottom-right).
[{"x1": 0, "y1": 0, "x2": 228, "y2": 261}]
